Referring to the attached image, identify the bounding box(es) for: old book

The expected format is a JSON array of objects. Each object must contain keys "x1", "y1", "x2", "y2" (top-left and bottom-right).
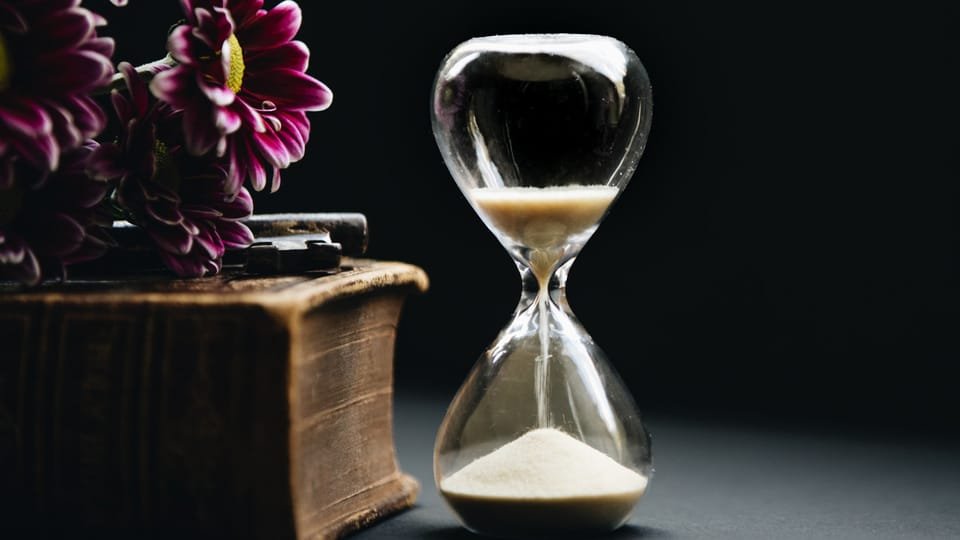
[{"x1": 0, "y1": 260, "x2": 428, "y2": 539}]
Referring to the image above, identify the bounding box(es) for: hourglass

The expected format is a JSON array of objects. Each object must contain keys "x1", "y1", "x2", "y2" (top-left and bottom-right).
[{"x1": 431, "y1": 34, "x2": 654, "y2": 537}]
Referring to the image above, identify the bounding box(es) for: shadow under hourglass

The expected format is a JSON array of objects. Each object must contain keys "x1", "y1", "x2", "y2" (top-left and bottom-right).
[{"x1": 420, "y1": 524, "x2": 676, "y2": 540}]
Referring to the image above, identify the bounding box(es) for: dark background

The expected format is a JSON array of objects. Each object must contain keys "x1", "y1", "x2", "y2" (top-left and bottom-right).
[{"x1": 92, "y1": 1, "x2": 959, "y2": 435}]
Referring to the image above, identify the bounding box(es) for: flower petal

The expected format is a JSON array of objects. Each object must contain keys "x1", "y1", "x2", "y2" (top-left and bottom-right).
[
  {"x1": 159, "y1": 250, "x2": 208, "y2": 278},
  {"x1": 218, "y1": 220, "x2": 254, "y2": 249},
  {"x1": 192, "y1": 6, "x2": 233, "y2": 50},
  {"x1": 182, "y1": 103, "x2": 221, "y2": 156},
  {"x1": 9, "y1": 132, "x2": 59, "y2": 172},
  {"x1": 166, "y1": 25, "x2": 198, "y2": 65},
  {"x1": 63, "y1": 95, "x2": 107, "y2": 140},
  {"x1": 119, "y1": 62, "x2": 149, "y2": 114},
  {"x1": 228, "y1": 0, "x2": 265, "y2": 28},
  {"x1": 146, "y1": 199, "x2": 185, "y2": 226},
  {"x1": 270, "y1": 166, "x2": 281, "y2": 193},
  {"x1": 215, "y1": 106, "x2": 242, "y2": 134},
  {"x1": 22, "y1": 212, "x2": 85, "y2": 257},
  {"x1": 241, "y1": 69, "x2": 332, "y2": 111},
  {"x1": 150, "y1": 66, "x2": 195, "y2": 108},
  {"x1": 148, "y1": 225, "x2": 193, "y2": 255},
  {"x1": 39, "y1": 49, "x2": 114, "y2": 93},
  {"x1": 218, "y1": 186, "x2": 253, "y2": 218},
  {"x1": 194, "y1": 221, "x2": 225, "y2": 259},
  {"x1": 245, "y1": 39, "x2": 309, "y2": 73},
  {"x1": 197, "y1": 72, "x2": 236, "y2": 107},
  {"x1": 239, "y1": 0, "x2": 301, "y2": 51},
  {"x1": 0, "y1": 100, "x2": 53, "y2": 137},
  {"x1": 35, "y1": 7, "x2": 96, "y2": 52},
  {"x1": 0, "y1": 3, "x2": 28, "y2": 34}
]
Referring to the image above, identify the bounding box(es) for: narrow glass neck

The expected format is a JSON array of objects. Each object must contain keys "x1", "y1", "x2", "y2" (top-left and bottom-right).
[{"x1": 517, "y1": 257, "x2": 573, "y2": 311}]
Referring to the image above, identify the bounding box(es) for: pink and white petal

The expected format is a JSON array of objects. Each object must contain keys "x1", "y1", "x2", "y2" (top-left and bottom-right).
[
  {"x1": 239, "y1": 0, "x2": 301, "y2": 51},
  {"x1": 0, "y1": 157, "x2": 15, "y2": 189},
  {"x1": 182, "y1": 104, "x2": 221, "y2": 156},
  {"x1": 63, "y1": 235, "x2": 111, "y2": 265},
  {"x1": 63, "y1": 95, "x2": 107, "y2": 140},
  {"x1": 117, "y1": 62, "x2": 149, "y2": 114},
  {"x1": 160, "y1": 250, "x2": 207, "y2": 278},
  {"x1": 194, "y1": 222, "x2": 225, "y2": 259},
  {"x1": 35, "y1": 7, "x2": 95, "y2": 52},
  {"x1": 166, "y1": 25, "x2": 199, "y2": 65},
  {"x1": 24, "y1": 212, "x2": 85, "y2": 257},
  {"x1": 180, "y1": 219, "x2": 200, "y2": 236},
  {"x1": 44, "y1": 104, "x2": 84, "y2": 151},
  {"x1": 86, "y1": 143, "x2": 125, "y2": 181},
  {"x1": 0, "y1": 3, "x2": 28, "y2": 34},
  {"x1": 242, "y1": 69, "x2": 332, "y2": 111},
  {"x1": 110, "y1": 89, "x2": 133, "y2": 124},
  {"x1": 215, "y1": 107, "x2": 242, "y2": 134},
  {"x1": 224, "y1": 145, "x2": 244, "y2": 196},
  {"x1": 146, "y1": 199, "x2": 185, "y2": 226},
  {"x1": 197, "y1": 73, "x2": 236, "y2": 107},
  {"x1": 245, "y1": 40, "x2": 309, "y2": 73},
  {"x1": 234, "y1": 99, "x2": 266, "y2": 133},
  {"x1": 149, "y1": 224, "x2": 193, "y2": 255},
  {"x1": 150, "y1": 65, "x2": 195, "y2": 108},
  {"x1": 192, "y1": 7, "x2": 233, "y2": 50},
  {"x1": 5, "y1": 247, "x2": 42, "y2": 286},
  {"x1": 202, "y1": 257, "x2": 222, "y2": 276},
  {"x1": 247, "y1": 146, "x2": 268, "y2": 191},
  {"x1": 274, "y1": 113, "x2": 307, "y2": 161},
  {"x1": 180, "y1": 204, "x2": 223, "y2": 219},
  {"x1": 0, "y1": 234, "x2": 26, "y2": 265},
  {"x1": 217, "y1": 186, "x2": 253, "y2": 218},
  {"x1": 40, "y1": 49, "x2": 114, "y2": 93},
  {"x1": 179, "y1": 0, "x2": 197, "y2": 23},
  {"x1": 10, "y1": 133, "x2": 59, "y2": 172},
  {"x1": 253, "y1": 128, "x2": 291, "y2": 169},
  {"x1": 0, "y1": 100, "x2": 53, "y2": 137},
  {"x1": 81, "y1": 36, "x2": 115, "y2": 59},
  {"x1": 228, "y1": 0, "x2": 266, "y2": 28},
  {"x1": 270, "y1": 166, "x2": 281, "y2": 193},
  {"x1": 218, "y1": 220, "x2": 254, "y2": 249}
]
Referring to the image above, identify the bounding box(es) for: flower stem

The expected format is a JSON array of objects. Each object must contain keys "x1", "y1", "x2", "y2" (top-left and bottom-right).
[{"x1": 98, "y1": 56, "x2": 176, "y2": 95}]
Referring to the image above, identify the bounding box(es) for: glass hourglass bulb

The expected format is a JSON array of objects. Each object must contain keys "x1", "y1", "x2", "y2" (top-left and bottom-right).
[{"x1": 431, "y1": 34, "x2": 654, "y2": 538}]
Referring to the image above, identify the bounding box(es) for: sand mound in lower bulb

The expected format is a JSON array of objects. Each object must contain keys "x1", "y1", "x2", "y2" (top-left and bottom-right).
[{"x1": 439, "y1": 428, "x2": 648, "y2": 537}]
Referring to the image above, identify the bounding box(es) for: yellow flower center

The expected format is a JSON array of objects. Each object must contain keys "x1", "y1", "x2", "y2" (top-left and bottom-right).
[
  {"x1": 153, "y1": 140, "x2": 182, "y2": 193},
  {"x1": 0, "y1": 31, "x2": 12, "y2": 91},
  {"x1": 225, "y1": 34, "x2": 245, "y2": 94},
  {"x1": 0, "y1": 185, "x2": 23, "y2": 226}
]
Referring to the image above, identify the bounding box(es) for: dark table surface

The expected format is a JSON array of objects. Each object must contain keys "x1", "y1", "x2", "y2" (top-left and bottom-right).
[{"x1": 353, "y1": 394, "x2": 960, "y2": 540}]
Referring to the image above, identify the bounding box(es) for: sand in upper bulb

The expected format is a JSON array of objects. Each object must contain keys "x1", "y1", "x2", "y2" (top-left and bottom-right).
[
  {"x1": 439, "y1": 428, "x2": 648, "y2": 537},
  {"x1": 471, "y1": 185, "x2": 618, "y2": 284},
  {"x1": 471, "y1": 185, "x2": 617, "y2": 250}
]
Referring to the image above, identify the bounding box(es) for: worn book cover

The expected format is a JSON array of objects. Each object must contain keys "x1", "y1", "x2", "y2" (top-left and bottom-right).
[{"x1": 0, "y1": 260, "x2": 428, "y2": 539}]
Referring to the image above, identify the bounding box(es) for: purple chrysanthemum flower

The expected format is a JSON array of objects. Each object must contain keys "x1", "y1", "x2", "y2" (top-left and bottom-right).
[
  {"x1": 0, "y1": 142, "x2": 112, "y2": 285},
  {"x1": 151, "y1": 0, "x2": 332, "y2": 196},
  {"x1": 0, "y1": 0, "x2": 115, "y2": 187},
  {"x1": 90, "y1": 62, "x2": 254, "y2": 278}
]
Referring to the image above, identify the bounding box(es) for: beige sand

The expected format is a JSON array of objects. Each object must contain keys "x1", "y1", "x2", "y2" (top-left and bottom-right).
[
  {"x1": 471, "y1": 185, "x2": 617, "y2": 251},
  {"x1": 440, "y1": 428, "x2": 647, "y2": 537}
]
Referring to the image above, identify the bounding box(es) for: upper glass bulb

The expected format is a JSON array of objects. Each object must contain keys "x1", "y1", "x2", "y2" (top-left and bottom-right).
[{"x1": 433, "y1": 33, "x2": 652, "y2": 274}]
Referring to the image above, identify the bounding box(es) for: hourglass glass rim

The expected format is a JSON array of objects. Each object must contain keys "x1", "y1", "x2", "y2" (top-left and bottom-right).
[{"x1": 460, "y1": 33, "x2": 625, "y2": 52}]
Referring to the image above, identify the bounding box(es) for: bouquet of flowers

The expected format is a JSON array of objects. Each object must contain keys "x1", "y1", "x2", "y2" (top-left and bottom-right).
[{"x1": 0, "y1": 0, "x2": 331, "y2": 284}]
